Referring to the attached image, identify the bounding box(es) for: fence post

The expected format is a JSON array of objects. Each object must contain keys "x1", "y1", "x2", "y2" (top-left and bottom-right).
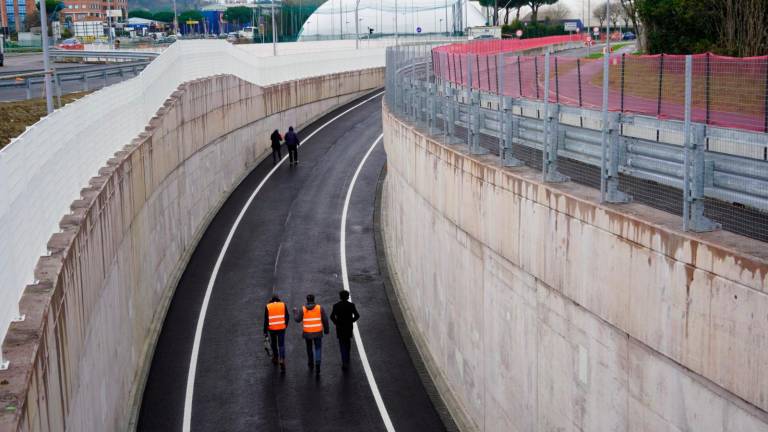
[
  {"x1": 543, "y1": 50, "x2": 568, "y2": 182},
  {"x1": 577, "y1": 58, "x2": 583, "y2": 107},
  {"x1": 517, "y1": 55, "x2": 523, "y2": 97},
  {"x1": 554, "y1": 56, "x2": 560, "y2": 104},
  {"x1": 656, "y1": 53, "x2": 664, "y2": 117},
  {"x1": 620, "y1": 53, "x2": 625, "y2": 112},
  {"x1": 600, "y1": 49, "x2": 610, "y2": 201},
  {"x1": 534, "y1": 55, "x2": 540, "y2": 100},
  {"x1": 683, "y1": 55, "x2": 719, "y2": 232},
  {"x1": 705, "y1": 53, "x2": 711, "y2": 125},
  {"x1": 764, "y1": 56, "x2": 768, "y2": 133},
  {"x1": 468, "y1": 54, "x2": 488, "y2": 155},
  {"x1": 498, "y1": 53, "x2": 523, "y2": 167},
  {"x1": 606, "y1": 113, "x2": 631, "y2": 202}
]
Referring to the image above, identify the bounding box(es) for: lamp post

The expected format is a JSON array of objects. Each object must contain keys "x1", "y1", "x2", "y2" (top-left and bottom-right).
[
  {"x1": 354, "y1": 0, "x2": 360, "y2": 48},
  {"x1": 271, "y1": 0, "x2": 277, "y2": 55},
  {"x1": 39, "y1": 0, "x2": 53, "y2": 113},
  {"x1": 172, "y1": 0, "x2": 178, "y2": 35}
]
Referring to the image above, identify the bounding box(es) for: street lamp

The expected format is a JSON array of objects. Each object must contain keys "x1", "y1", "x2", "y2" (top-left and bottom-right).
[
  {"x1": 39, "y1": 0, "x2": 53, "y2": 113},
  {"x1": 354, "y1": 0, "x2": 361, "y2": 48},
  {"x1": 271, "y1": 0, "x2": 277, "y2": 55}
]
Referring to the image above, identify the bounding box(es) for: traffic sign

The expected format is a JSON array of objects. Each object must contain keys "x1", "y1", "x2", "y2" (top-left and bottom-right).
[
  {"x1": 416, "y1": 26, "x2": 422, "y2": 33},
  {"x1": 592, "y1": 26, "x2": 599, "y2": 33},
  {"x1": 563, "y1": 22, "x2": 578, "y2": 32},
  {"x1": 515, "y1": 29, "x2": 523, "y2": 37}
]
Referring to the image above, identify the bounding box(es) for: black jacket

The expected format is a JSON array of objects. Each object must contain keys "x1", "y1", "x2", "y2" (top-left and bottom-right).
[
  {"x1": 270, "y1": 131, "x2": 282, "y2": 148},
  {"x1": 284, "y1": 130, "x2": 300, "y2": 147},
  {"x1": 330, "y1": 300, "x2": 360, "y2": 339}
]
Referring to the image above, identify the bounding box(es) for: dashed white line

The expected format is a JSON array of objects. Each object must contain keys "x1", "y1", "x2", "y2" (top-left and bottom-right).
[
  {"x1": 339, "y1": 133, "x2": 395, "y2": 432},
  {"x1": 182, "y1": 91, "x2": 385, "y2": 432}
]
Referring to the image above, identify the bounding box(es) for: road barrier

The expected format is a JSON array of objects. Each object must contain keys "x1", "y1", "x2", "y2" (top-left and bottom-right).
[{"x1": 387, "y1": 43, "x2": 768, "y2": 242}]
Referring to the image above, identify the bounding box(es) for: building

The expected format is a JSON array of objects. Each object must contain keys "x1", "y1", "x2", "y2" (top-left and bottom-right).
[
  {"x1": 1, "y1": 0, "x2": 37, "y2": 33},
  {"x1": 60, "y1": 0, "x2": 126, "y2": 23}
]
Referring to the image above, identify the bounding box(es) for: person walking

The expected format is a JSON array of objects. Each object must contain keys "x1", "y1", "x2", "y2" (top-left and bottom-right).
[
  {"x1": 330, "y1": 290, "x2": 360, "y2": 371},
  {"x1": 284, "y1": 126, "x2": 300, "y2": 166},
  {"x1": 264, "y1": 295, "x2": 289, "y2": 371},
  {"x1": 269, "y1": 129, "x2": 282, "y2": 164},
  {"x1": 293, "y1": 294, "x2": 329, "y2": 375}
]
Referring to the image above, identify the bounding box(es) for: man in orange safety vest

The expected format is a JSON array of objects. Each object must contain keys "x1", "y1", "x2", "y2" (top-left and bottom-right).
[
  {"x1": 293, "y1": 294, "x2": 329, "y2": 375},
  {"x1": 264, "y1": 295, "x2": 289, "y2": 371}
]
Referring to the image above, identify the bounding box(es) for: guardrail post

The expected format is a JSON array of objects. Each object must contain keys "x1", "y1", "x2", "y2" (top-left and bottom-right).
[
  {"x1": 467, "y1": 54, "x2": 488, "y2": 155},
  {"x1": 687, "y1": 124, "x2": 720, "y2": 232},
  {"x1": 606, "y1": 113, "x2": 631, "y2": 202},
  {"x1": 103, "y1": 70, "x2": 108, "y2": 87},
  {"x1": 543, "y1": 104, "x2": 569, "y2": 182},
  {"x1": 25, "y1": 78, "x2": 31, "y2": 100},
  {"x1": 82, "y1": 73, "x2": 89, "y2": 92},
  {"x1": 429, "y1": 82, "x2": 438, "y2": 134},
  {"x1": 542, "y1": 51, "x2": 567, "y2": 182},
  {"x1": 498, "y1": 53, "x2": 523, "y2": 167},
  {"x1": 444, "y1": 84, "x2": 459, "y2": 143}
]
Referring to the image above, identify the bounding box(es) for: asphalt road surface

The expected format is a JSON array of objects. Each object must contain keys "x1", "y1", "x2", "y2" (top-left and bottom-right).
[{"x1": 138, "y1": 91, "x2": 448, "y2": 432}]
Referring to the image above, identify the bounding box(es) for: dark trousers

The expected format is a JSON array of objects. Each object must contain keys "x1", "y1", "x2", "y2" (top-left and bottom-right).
[
  {"x1": 287, "y1": 144, "x2": 298, "y2": 163},
  {"x1": 268, "y1": 330, "x2": 286, "y2": 359},
  {"x1": 304, "y1": 337, "x2": 323, "y2": 364},
  {"x1": 338, "y1": 337, "x2": 352, "y2": 366},
  {"x1": 271, "y1": 145, "x2": 281, "y2": 163}
]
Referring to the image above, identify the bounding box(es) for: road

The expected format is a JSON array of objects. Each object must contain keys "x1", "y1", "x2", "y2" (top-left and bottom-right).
[
  {"x1": 0, "y1": 53, "x2": 142, "y2": 101},
  {"x1": 137, "y1": 91, "x2": 450, "y2": 432}
]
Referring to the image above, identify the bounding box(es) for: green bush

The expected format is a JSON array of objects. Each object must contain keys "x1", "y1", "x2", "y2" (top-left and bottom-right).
[{"x1": 501, "y1": 20, "x2": 568, "y2": 39}]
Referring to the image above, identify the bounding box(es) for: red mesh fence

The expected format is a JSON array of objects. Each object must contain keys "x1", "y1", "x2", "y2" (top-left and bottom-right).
[{"x1": 434, "y1": 44, "x2": 768, "y2": 133}]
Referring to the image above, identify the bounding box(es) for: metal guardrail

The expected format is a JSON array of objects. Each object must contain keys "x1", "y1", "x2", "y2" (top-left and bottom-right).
[
  {"x1": 48, "y1": 49, "x2": 160, "y2": 61},
  {"x1": 387, "y1": 44, "x2": 768, "y2": 242},
  {"x1": 0, "y1": 61, "x2": 150, "y2": 99}
]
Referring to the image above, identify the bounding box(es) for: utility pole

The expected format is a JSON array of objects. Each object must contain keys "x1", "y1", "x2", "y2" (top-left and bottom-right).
[
  {"x1": 271, "y1": 0, "x2": 277, "y2": 55},
  {"x1": 39, "y1": 0, "x2": 53, "y2": 113},
  {"x1": 172, "y1": 0, "x2": 178, "y2": 35},
  {"x1": 354, "y1": 0, "x2": 360, "y2": 48}
]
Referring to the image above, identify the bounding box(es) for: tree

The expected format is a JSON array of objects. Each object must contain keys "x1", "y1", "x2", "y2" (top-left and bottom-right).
[
  {"x1": 592, "y1": 1, "x2": 607, "y2": 28},
  {"x1": 129, "y1": 9, "x2": 154, "y2": 19},
  {"x1": 178, "y1": 10, "x2": 203, "y2": 23},
  {"x1": 26, "y1": 0, "x2": 63, "y2": 31},
  {"x1": 619, "y1": 0, "x2": 642, "y2": 48},
  {"x1": 527, "y1": 0, "x2": 558, "y2": 24},
  {"x1": 153, "y1": 10, "x2": 175, "y2": 23},
  {"x1": 501, "y1": 0, "x2": 526, "y2": 24},
  {"x1": 636, "y1": 0, "x2": 716, "y2": 53},
  {"x1": 541, "y1": 2, "x2": 570, "y2": 20},
  {"x1": 711, "y1": 0, "x2": 767, "y2": 57},
  {"x1": 223, "y1": 6, "x2": 252, "y2": 27}
]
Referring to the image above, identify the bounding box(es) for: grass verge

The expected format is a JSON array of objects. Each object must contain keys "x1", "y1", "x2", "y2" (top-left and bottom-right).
[{"x1": 0, "y1": 92, "x2": 90, "y2": 150}]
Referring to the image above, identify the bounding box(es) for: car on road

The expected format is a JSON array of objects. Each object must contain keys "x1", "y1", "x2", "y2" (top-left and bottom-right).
[
  {"x1": 226, "y1": 32, "x2": 239, "y2": 42},
  {"x1": 58, "y1": 38, "x2": 84, "y2": 50},
  {"x1": 622, "y1": 32, "x2": 636, "y2": 40},
  {"x1": 471, "y1": 34, "x2": 498, "y2": 40}
]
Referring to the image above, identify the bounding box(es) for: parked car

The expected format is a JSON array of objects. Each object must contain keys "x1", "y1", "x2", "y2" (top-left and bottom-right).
[
  {"x1": 226, "y1": 32, "x2": 239, "y2": 42},
  {"x1": 58, "y1": 38, "x2": 84, "y2": 50},
  {"x1": 471, "y1": 34, "x2": 498, "y2": 40},
  {"x1": 622, "y1": 32, "x2": 636, "y2": 40}
]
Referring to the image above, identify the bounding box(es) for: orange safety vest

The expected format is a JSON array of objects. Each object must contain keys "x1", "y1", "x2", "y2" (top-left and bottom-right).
[
  {"x1": 302, "y1": 305, "x2": 323, "y2": 333},
  {"x1": 267, "y1": 302, "x2": 287, "y2": 331}
]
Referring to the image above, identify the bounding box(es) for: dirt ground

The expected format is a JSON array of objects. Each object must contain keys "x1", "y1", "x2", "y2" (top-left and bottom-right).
[{"x1": 0, "y1": 92, "x2": 90, "y2": 149}]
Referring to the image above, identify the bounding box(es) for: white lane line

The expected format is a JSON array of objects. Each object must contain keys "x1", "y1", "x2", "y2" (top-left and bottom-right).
[
  {"x1": 340, "y1": 133, "x2": 395, "y2": 432},
  {"x1": 183, "y1": 91, "x2": 385, "y2": 432}
]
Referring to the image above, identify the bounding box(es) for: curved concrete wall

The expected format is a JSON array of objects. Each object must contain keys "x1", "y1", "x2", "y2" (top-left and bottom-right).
[
  {"x1": 380, "y1": 106, "x2": 768, "y2": 431},
  {"x1": 0, "y1": 69, "x2": 383, "y2": 431}
]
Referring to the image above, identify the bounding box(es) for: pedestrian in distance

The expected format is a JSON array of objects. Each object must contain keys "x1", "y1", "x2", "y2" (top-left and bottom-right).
[
  {"x1": 284, "y1": 126, "x2": 300, "y2": 166},
  {"x1": 293, "y1": 294, "x2": 329, "y2": 375},
  {"x1": 330, "y1": 290, "x2": 360, "y2": 371},
  {"x1": 270, "y1": 129, "x2": 283, "y2": 164},
  {"x1": 264, "y1": 295, "x2": 290, "y2": 372}
]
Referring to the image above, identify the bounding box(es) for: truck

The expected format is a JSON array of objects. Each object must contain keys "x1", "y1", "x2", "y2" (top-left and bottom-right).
[{"x1": 237, "y1": 26, "x2": 257, "y2": 41}]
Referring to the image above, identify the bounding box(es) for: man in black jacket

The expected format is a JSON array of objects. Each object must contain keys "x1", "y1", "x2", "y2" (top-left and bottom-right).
[
  {"x1": 269, "y1": 129, "x2": 282, "y2": 164},
  {"x1": 330, "y1": 290, "x2": 360, "y2": 370},
  {"x1": 284, "y1": 126, "x2": 300, "y2": 166}
]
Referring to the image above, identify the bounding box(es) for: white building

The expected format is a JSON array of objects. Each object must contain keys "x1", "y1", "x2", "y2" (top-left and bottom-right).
[{"x1": 298, "y1": 0, "x2": 486, "y2": 40}]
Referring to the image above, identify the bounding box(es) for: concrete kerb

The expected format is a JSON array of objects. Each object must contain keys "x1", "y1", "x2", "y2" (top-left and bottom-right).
[{"x1": 373, "y1": 163, "x2": 468, "y2": 432}]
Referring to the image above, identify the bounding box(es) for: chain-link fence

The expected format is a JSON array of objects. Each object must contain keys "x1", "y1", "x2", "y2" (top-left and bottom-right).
[{"x1": 387, "y1": 41, "x2": 768, "y2": 242}]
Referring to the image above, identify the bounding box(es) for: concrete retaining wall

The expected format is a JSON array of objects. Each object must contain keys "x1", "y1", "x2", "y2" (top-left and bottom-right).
[
  {"x1": 380, "y1": 106, "x2": 768, "y2": 431},
  {"x1": 0, "y1": 69, "x2": 383, "y2": 431}
]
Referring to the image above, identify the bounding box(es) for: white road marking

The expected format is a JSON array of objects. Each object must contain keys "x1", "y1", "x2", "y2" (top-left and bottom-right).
[
  {"x1": 182, "y1": 91, "x2": 385, "y2": 432},
  {"x1": 340, "y1": 134, "x2": 396, "y2": 432}
]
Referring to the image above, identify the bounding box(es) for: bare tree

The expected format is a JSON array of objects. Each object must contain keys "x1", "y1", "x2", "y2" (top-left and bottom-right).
[
  {"x1": 609, "y1": 1, "x2": 622, "y2": 31},
  {"x1": 592, "y1": 1, "x2": 607, "y2": 29},
  {"x1": 541, "y1": 2, "x2": 571, "y2": 20},
  {"x1": 619, "y1": 0, "x2": 642, "y2": 49},
  {"x1": 712, "y1": 0, "x2": 767, "y2": 56}
]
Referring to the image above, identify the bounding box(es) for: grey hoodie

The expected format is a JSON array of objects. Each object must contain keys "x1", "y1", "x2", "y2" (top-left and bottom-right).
[{"x1": 294, "y1": 303, "x2": 330, "y2": 339}]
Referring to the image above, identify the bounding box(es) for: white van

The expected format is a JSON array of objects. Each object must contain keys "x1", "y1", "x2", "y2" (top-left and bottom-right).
[{"x1": 238, "y1": 26, "x2": 257, "y2": 40}]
